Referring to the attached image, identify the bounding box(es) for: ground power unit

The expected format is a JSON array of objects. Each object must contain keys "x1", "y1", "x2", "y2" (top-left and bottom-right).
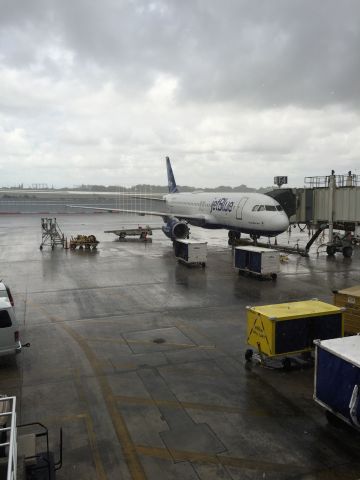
[
  {"x1": 314, "y1": 335, "x2": 360, "y2": 431},
  {"x1": 234, "y1": 246, "x2": 279, "y2": 279},
  {"x1": 245, "y1": 300, "x2": 344, "y2": 369},
  {"x1": 174, "y1": 239, "x2": 207, "y2": 266}
]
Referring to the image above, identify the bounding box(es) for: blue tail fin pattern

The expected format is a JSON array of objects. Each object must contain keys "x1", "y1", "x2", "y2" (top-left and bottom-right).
[{"x1": 166, "y1": 156, "x2": 179, "y2": 193}]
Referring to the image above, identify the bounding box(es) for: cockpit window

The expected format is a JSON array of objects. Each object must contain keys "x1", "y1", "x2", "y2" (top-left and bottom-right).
[
  {"x1": 258, "y1": 205, "x2": 265, "y2": 211},
  {"x1": 276, "y1": 205, "x2": 284, "y2": 211},
  {"x1": 265, "y1": 205, "x2": 276, "y2": 211},
  {"x1": 252, "y1": 205, "x2": 259, "y2": 211}
]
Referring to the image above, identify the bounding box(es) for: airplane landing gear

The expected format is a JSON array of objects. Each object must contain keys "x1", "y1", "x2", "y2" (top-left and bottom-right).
[
  {"x1": 228, "y1": 230, "x2": 241, "y2": 246},
  {"x1": 250, "y1": 234, "x2": 260, "y2": 245}
]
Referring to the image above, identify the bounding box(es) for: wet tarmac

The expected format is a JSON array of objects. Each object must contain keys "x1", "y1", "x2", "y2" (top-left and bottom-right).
[{"x1": 0, "y1": 214, "x2": 359, "y2": 479}]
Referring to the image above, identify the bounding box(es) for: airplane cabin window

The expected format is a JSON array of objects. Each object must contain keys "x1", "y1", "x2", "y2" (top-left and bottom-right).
[{"x1": 265, "y1": 205, "x2": 277, "y2": 211}]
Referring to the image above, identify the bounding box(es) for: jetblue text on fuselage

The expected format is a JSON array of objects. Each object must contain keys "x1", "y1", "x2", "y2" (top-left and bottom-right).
[{"x1": 210, "y1": 198, "x2": 234, "y2": 214}]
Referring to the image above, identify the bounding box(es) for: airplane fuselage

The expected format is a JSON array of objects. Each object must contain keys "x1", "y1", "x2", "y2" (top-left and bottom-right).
[{"x1": 165, "y1": 191, "x2": 289, "y2": 237}]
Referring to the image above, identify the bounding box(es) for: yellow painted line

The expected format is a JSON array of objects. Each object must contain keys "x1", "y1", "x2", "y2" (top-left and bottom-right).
[
  {"x1": 30, "y1": 411, "x2": 108, "y2": 480},
  {"x1": 60, "y1": 323, "x2": 147, "y2": 480},
  {"x1": 115, "y1": 394, "x2": 267, "y2": 416},
  {"x1": 72, "y1": 368, "x2": 109, "y2": 480},
  {"x1": 135, "y1": 445, "x2": 307, "y2": 474},
  {"x1": 83, "y1": 412, "x2": 109, "y2": 480}
]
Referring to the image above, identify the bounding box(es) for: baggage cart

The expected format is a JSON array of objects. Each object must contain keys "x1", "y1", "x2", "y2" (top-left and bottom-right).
[
  {"x1": 69, "y1": 234, "x2": 99, "y2": 250},
  {"x1": 234, "y1": 246, "x2": 279, "y2": 280},
  {"x1": 245, "y1": 300, "x2": 344, "y2": 369},
  {"x1": 314, "y1": 335, "x2": 360, "y2": 431},
  {"x1": 174, "y1": 239, "x2": 207, "y2": 267},
  {"x1": 333, "y1": 285, "x2": 360, "y2": 334}
]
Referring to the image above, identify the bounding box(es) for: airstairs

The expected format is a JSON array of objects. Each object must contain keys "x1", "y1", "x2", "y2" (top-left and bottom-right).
[{"x1": 39, "y1": 218, "x2": 65, "y2": 250}]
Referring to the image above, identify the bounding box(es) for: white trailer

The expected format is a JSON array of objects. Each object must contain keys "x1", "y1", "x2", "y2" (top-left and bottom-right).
[{"x1": 174, "y1": 239, "x2": 207, "y2": 267}]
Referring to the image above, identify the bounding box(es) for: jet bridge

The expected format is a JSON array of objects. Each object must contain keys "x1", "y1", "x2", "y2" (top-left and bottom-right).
[{"x1": 267, "y1": 172, "x2": 360, "y2": 257}]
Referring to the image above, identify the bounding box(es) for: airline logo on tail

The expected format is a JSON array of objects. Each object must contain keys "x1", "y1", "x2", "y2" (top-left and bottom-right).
[{"x1": 166, "y1": 156, "x2": 179, "y2": 193}]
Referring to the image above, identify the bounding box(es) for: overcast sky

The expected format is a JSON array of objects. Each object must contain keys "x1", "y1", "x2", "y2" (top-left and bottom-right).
[{"x1": 1, "y1": 0, "x2": 359, "y2": 188}]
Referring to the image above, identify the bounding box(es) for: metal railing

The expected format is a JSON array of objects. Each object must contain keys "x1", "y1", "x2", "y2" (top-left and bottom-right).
[
  {"x1": 0, "y1": 396, "x2": 17, "y2": 480},
  {"x1": 304, "y1": 174, "x2": 360, "y2": 188}
]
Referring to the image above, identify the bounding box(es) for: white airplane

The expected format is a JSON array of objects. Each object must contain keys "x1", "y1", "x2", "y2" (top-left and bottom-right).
[{"x1": 69, "y1": 157, "x2": 289, "y2": 242}]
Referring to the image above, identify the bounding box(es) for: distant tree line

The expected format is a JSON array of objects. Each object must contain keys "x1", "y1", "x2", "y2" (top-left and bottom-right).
[{"x1": 69, "y1": 183, "x2": 273, "y2": 193}]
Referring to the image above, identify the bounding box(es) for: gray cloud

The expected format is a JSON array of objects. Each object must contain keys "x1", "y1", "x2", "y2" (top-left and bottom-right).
[
  {"x1": 0, "y1": 0, "x2": 359, "y2": 188},
  {"x1": 1, "y1": 0, "x2": 360, "y2": 107}
]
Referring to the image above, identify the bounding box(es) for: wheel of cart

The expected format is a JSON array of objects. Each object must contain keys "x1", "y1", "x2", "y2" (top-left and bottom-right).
[
  {"x1": 281, "y1": 357, "x2": 292, "y2": 371},
  {"x1": 245, "y1": 349, "x2": 253, "y2": 361}
]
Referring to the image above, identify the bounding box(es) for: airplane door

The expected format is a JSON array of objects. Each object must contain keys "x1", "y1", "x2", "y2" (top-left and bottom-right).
[{"x1": 236, "y1": 197, "x2": 248, "y2": 220}]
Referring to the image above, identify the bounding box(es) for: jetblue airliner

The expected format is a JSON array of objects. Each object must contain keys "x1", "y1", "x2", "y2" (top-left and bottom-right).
[{"x1": 70, "y1": 157, "x2": 289, "y2": 242}]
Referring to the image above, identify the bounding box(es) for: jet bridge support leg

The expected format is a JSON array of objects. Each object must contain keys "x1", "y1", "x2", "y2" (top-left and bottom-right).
[{"x1": 304, "y1": 224, "x2": 328, "y2": 256}]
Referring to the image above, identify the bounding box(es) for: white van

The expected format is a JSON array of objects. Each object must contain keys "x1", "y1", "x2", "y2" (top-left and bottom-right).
[{"x1": 0, "y1": 283, "x2": 21, "y2": 356}]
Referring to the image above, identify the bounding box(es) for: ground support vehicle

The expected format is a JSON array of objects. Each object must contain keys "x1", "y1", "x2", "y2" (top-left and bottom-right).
[
  {"x1": 69, "y1": 235, "x2": 99, "y2": 250},
  {"x1": 314, "y1": 336, "x2": 360, "y2": 431},
  {"x1": 39, "y1": 218, "x2": 65, "y2": 250},
  {"x1": 245, "y1": 300, "x2": 343, "y2": 370},
  {"x1": 0, "y1": 283, "x2": 21, "y2": 356},
  {"x1": 104, "y1": 225, "x2": 155, "y2": 241},
  {"x1": 333, "y1": 285, "x2": 360, "y2": 334},
  {"x1": 234, "y1": 246, "x2": 279, "y2": 280},
  {"x1": 174, "y1": 239, "x2": 207, "y2": 267}
]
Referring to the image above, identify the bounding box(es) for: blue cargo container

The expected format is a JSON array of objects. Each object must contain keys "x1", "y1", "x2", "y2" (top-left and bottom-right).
[
  {"x1": 234, "y1": 246, "x2": 279, "y2": 279},
  {"x1": 314, "y1": 336, "x2": 360, "y2": 430}
]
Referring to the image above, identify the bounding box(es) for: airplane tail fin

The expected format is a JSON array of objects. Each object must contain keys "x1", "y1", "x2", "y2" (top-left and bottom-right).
[{"x1": 166, "y1": 156, "x2": 179, "y2": 193}]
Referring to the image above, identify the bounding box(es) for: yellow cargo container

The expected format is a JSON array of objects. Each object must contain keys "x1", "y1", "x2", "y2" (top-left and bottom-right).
[
  {"x1": 333, "y1": 285, "x2": 360, "y2": 334},
  {"x1": 246, "y1": 300, "x2": 344, "y2": 361}
]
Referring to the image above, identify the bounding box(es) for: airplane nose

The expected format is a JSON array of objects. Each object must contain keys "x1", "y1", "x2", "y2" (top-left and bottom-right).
[
  {"x1": 271, "y1": 213, "x2": 289, "y2": 233},
  {"x1": 278, "y1": 214, "x2": 289, "y2": 232}
]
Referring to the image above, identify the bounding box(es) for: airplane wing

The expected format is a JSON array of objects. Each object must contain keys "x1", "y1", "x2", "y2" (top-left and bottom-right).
[{"x1": 67, "y1": 204, "x2": 209, "y2": 222}]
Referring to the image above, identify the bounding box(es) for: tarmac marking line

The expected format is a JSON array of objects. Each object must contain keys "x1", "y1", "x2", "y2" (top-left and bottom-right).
[
  {"x1": 72, "y1": 369, "x2": 109, "y2": 480},
  {"x1": 60, "y1": 323, "x2": 147, "y2": 480},
  {"x1": 135, "y1": 444, "x2": 307, "y2": 474},
  {"x1": 115, "y1": 394, "x2": 267, "y2": 416}
]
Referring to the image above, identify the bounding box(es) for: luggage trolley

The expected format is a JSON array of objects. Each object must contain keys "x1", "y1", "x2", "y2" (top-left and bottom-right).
[
  {"x1": 234, "y1": 246, "x2": 279, "y2": 280},
  {"x1": 245, "y1": 300, "x2": 344, "y2": 370},
  {"x1": 314, "y1": 335, "x2": 360, "y2": 430}
]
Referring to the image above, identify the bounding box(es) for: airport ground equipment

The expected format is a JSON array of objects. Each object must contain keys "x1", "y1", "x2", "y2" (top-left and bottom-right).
[
  {"x1": 174, "y1": 239, "x2": 207, "y2": 267},
  {"x1": 69, "y1": 234, "x2": 99, "y2": 250},
  {"x1": 105, "y1": 225, "x2": 155, "y2": 240},
  {"x1": 39, "y1": 218, "x2": 65, "y2": 250},
  {"x1": 333, "y1": 285, "x2": 360, "y2": 334},
  {"x1": 234, "y1": 246, "x2": 279, "y2": 280},
  {"x1": 314, "y1": 335, "x2": 360, "y2": 431},
  {"x1": 267, "y1": 171, "x2": 360, "y2": 256},
  {"x1": 245, "y1": 300, "x2": 344, "y2": 369},
  {"x1": 0, "y1": 395, "x2": 63, "y2": 479}
]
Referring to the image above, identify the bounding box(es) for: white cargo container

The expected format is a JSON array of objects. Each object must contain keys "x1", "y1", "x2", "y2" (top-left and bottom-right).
[
  {"x1": 314, "y1": 335, "x2": 360, "y2": 431},
  {"x1": 234, "y1": 246, "x2": 279, "y2": 279},
  {"x1": 174, "y1": 239, "x2": 207, "y2": 266}
]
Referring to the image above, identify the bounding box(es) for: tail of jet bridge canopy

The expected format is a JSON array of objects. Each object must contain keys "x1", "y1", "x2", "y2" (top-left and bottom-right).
[{"x1": 166, "y1": 156, "x2": 179, "y2": 194}]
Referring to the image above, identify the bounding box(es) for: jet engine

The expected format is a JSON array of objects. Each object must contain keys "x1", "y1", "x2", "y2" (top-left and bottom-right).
[{"x1": 162, "y1": 218, "x2": 189, "y2": 240}]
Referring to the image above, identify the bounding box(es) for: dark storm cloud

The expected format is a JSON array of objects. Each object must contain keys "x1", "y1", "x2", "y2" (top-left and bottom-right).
[{"x1": 1, "y1": 0, "x2": 360, "y2": 108}]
